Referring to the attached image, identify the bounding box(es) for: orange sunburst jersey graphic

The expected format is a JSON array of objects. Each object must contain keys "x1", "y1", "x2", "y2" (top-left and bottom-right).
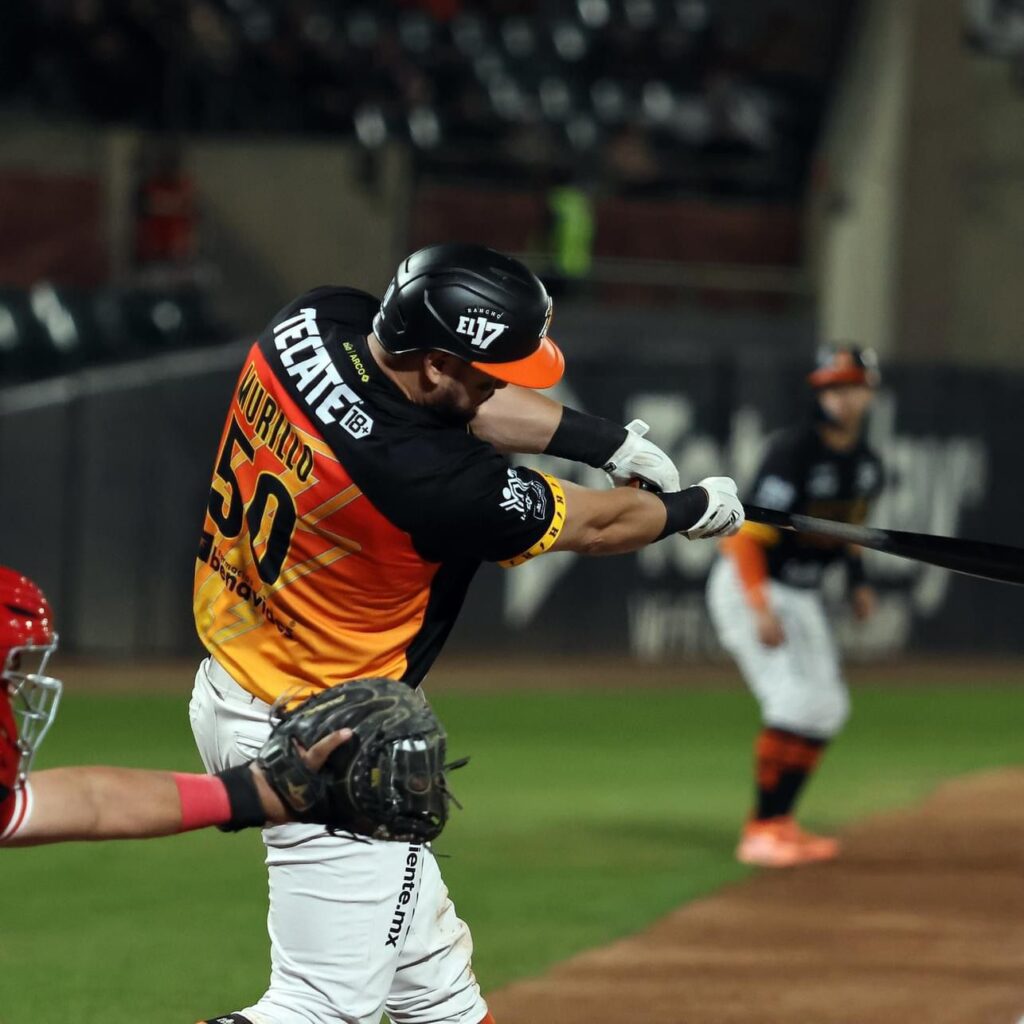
[{"x1": 194, "y1": 348, "x2": 438, "y2": 706}]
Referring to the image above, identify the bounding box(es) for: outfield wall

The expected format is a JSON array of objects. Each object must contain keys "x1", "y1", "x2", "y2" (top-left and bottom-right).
[{"x1": 2, "y1": 340, "x2": 1022, "y2": 659}]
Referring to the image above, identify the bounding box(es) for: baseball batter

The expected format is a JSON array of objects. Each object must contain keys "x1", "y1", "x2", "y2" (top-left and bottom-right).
[
  {"x1": 190, "y1": 243, "x2": 744, "y2": 1024},
  {"x1": 707, "y1": 346, "x2": 884, "y2": 868}
]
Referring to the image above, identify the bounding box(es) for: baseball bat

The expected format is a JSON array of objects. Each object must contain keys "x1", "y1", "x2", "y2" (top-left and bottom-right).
[{"x1": 744, "y1": 504, "x2": 1024, "y2": 587}]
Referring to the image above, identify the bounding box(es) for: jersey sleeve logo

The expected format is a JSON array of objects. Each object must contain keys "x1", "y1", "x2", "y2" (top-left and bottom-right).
[{"x1": 500, "y1": 468, "x2": 548, "y2": 521}]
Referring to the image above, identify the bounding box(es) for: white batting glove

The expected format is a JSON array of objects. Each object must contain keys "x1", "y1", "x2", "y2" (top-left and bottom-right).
[
  {"x1": 603, "y1": 419, "x2": 681, "y2": 493},
  {"x1": 684, "y1": 476, "x2": 745, "y2": 539}
]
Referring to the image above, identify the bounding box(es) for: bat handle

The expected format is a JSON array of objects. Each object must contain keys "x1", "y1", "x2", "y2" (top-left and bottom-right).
[
  {"x1": 743, "y1": 504, "x2": 792, "y2": 529},
  {"x1": 630, "y1": 479, "x2": 661, "y2": 493}
]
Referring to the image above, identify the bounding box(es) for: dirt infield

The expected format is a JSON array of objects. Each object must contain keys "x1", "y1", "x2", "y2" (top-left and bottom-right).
[{"x1": 488, "y1": 769, "x2": 1024, "y2": 1024}]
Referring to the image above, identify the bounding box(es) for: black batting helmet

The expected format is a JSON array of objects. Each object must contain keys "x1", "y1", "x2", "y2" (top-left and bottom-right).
[
  {"x1": 372, "y1": 243, "x2": 564, "y2": 389},
  {"x1": 808, "y1": 344, "x2": 881, "y2": 389}
]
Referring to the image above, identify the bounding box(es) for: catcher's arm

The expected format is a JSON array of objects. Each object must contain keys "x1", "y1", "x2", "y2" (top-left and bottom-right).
[{"x1": 1, "y1": 730, "x2": 351, "y2": 847}]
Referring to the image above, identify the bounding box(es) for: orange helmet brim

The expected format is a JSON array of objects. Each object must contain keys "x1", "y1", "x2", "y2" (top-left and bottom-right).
[{"x1": 471, "y1": 335, "x2": 565, "y2": 389}]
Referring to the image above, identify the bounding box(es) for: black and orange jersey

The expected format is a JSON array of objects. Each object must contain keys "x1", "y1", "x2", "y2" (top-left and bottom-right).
[
  {"x1": 193, "y1": 287, "x2": 566, "y2": 705},
  {"x1": 743, "y1": 425, "x2": 884, "y2": 588}
]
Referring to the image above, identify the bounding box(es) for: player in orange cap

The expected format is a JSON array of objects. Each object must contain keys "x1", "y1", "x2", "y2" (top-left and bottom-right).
[{"x1": 707, "y1": 345, "x2": 883, "y2": 868}]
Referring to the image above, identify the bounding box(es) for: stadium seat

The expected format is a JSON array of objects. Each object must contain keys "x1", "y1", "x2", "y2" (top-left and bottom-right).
[
  {"x1": 591, "y1": 78, "x2": 630, "y2": 124},
  {"x1": 353, "y1": 103, "x2": 391, "y2": 148},
  {"x1": 407, "y1": 105, "x2": 442, "y2": 149},
  {"x1": 0, "y1": 289, "x2": 42, "y2": 383},
  {"x1": 91, "y1": 288, "x2": 152, "y2": 362},
  {"x1": 500, "y1": 17, "x2": 538, "y2": 60},
  {"x1": 3, "y1": 3, "x2": 847, "y2": 209},
  {"x1": 25, "y1": 284, "x2": 97, "y2": 378},
  {"x1": 108, "y1": 287, "x2": 220, "y2": 355},
  {"x1": 345, "y1": 9, "x2": 381, "y2": 49},
  {"x1": 397, "y1": 10, "x2": 435, "y2": 54},
  {"x1": 450, "y1": 12, "x2": 489, "y2": 56}
]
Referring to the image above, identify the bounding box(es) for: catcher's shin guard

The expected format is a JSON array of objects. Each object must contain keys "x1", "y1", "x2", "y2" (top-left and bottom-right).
[{"x1": 196, "y1": 1015, "x2": 255, "y2": 1024}]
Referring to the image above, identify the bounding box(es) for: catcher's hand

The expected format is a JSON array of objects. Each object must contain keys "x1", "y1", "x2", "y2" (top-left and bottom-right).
[{"x1": 256, "y1": 678, "x2": 464, "y2": 843}]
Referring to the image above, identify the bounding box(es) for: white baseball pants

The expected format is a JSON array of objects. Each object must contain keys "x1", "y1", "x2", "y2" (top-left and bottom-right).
[
  {"x1": 188, "y1": 656, "x2": 489, "y2": 1024},
  {"x1": 706, "y1": 558, "x2": 850, "y2": 739}
]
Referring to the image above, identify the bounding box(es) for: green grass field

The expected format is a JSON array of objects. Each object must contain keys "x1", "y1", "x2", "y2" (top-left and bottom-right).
[{"x1": 1, "y1": 677, "x2": 1021, "y2": 1023}]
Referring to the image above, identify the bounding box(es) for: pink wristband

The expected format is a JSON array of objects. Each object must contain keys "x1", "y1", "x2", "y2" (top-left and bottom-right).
[{"x1": 173, "y1": 773, "x2": 232, "y2": 832}]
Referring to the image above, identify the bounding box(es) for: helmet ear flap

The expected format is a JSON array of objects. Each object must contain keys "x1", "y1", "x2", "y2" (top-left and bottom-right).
[{"x1": 373, "y1": 280, "x2": 404, "y2": 349}]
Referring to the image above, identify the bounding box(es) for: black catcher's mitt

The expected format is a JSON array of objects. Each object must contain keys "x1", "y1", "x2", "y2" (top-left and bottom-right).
[{"x1": 257, "y1": 678, "x2": 463, "y2": 842}]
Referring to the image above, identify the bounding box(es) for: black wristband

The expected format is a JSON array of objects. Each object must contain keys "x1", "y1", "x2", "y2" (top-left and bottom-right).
[
  {"x1": 215, "y1": 764, "x2": 267, "y2": 833},
  {"x1": 546, "y1": 406, "x2": 627, "y2": 469},
  {"x1": 655, "y1": 487, "x2": 709, "y2": 540}
]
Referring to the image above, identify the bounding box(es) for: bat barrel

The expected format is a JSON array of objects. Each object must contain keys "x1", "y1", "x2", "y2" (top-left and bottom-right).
[{"x1": 743, "y1": 504, "x2": 1024, "y2": 587}]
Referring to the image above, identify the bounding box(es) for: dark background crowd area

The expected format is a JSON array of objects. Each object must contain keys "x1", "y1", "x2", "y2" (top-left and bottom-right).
[{"x1": 2, "y1": 0, "x2": 856, "y2": 199}]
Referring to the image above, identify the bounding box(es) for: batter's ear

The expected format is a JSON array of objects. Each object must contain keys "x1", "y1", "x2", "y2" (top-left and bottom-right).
[{"x1": 422, "y1": 350, "x2": 456, "y2": 385}]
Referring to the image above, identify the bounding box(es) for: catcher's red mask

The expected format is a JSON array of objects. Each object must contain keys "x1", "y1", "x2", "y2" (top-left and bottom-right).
[{"x1": 0, "y1": 567, "x2": 62, "y2": 794}]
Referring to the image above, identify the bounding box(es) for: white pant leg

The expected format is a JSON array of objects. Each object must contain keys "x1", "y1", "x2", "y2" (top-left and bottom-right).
[
  {"x1": 189, "y1": 656, "x2": 272, "y2": 772},
  {"x1": 189, "y1": 658, "x2": 485, "y2": 1024},
  {"x1": 706, "y1": 559, "x2": 850, "y2": 739},
  {"x1": 256, "y1": 830, "x2": 430, "y2": 1024},
  {"x1": 385, "y1": 848, "x2": 488, "y2": 1024}
]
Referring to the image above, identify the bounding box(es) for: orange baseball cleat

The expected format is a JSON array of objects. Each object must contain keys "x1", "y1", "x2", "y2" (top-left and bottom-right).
[{"x1": 736, "y1": 816, "x2": 840, "y2": 868}]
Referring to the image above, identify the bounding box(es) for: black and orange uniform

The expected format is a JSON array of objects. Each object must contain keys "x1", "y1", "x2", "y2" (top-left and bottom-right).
[
  {"x1": 725, "y1": 424, "x2": 884, "y2": 607},
  {"x1": 718, "y1": 421, "x2": 884, "y2": 825},
  {"x1": 193, "y1": 287, "x2": 566, "y2": 706}
]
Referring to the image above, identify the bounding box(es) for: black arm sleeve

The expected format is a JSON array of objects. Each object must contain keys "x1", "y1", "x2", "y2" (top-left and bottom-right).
[
  {"x1": 545, "y1": 407, "x2": 627, "y2": 469},
  {"x1": 655, "y1": 487, "x2": 709, "y2": 539}
]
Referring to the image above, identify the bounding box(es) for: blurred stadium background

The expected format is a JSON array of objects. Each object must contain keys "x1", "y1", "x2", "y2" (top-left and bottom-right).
[
  {"x1": 2, "y1": 1, "x2": 1024, "y2": 1023},
  {"x1": 4, "y1": 0, "x2": 1024, "y2": 659}
]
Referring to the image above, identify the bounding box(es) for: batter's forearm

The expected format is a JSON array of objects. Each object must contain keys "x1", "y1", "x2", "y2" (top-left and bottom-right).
[
  {"x1": 555, "y1": 483, "x2": 668, "y2": 555},
  {"x1": 471, "y1": 387, "x2": 628, "y2": 466},
  {"x1": 553, "y1": 479, "x2": 730, "y2": 555},
  {"x1": 470, "y1": 386, "x2": 564, "y2": 453}
]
